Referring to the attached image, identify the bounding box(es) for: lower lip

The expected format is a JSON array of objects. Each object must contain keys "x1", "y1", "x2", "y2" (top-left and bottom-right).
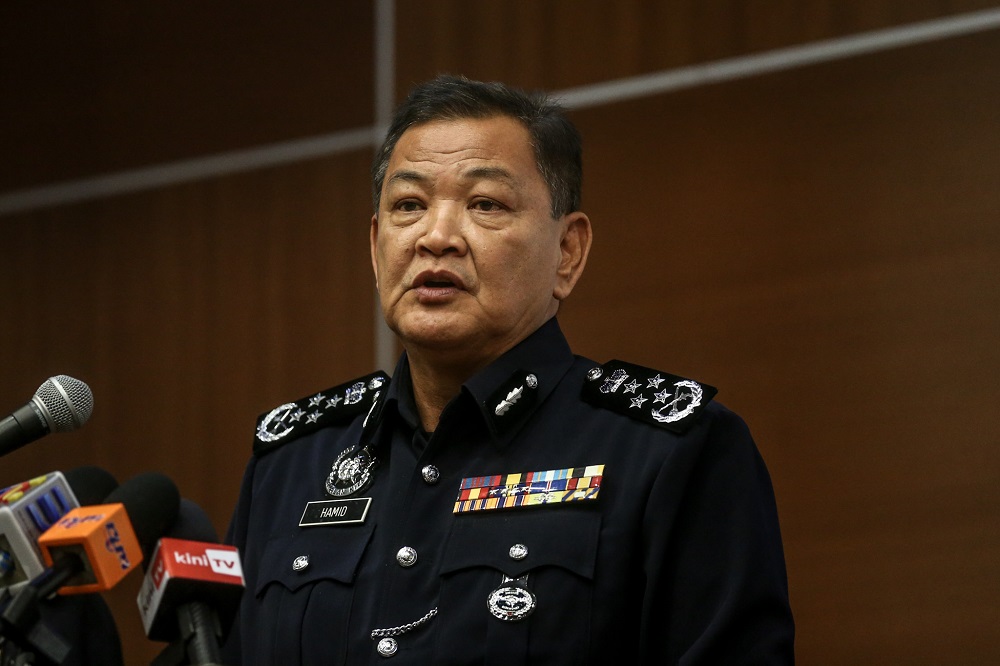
[{"x1": 413, "y1": 285, "x2": 462, "y2": 303}]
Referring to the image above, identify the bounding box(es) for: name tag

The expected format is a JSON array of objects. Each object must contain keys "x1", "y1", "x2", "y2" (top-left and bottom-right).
[{"x1": 299, "y1": 498, "x2": 371, "y2": 526}]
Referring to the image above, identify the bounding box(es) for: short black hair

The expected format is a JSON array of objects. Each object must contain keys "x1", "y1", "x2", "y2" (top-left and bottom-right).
[{"x1": 372, "y1": 75, "x2": 582, "y2": 218}]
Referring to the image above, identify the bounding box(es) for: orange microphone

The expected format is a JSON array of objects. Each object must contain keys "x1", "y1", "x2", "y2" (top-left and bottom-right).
[
  {"x1": 34, "y1": 471, "x2": 179, "y2": 596},
  {"x1": 0, "y1": 472, "x2": 179, "y2": 663}
]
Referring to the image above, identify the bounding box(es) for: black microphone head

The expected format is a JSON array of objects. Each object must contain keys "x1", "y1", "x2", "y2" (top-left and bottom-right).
[
  {"x1": 167, "y1": 498, "x2": 220, "y2": 543},
  {"x1": 63, "y1": 466, "x2": 119, "y2": 506},
  {"x1": 104, "y1": 472, "x2": 180, "y2": 559},
  {"x1": 32, "y1": 375, "x2": 94, "y2": 433}
]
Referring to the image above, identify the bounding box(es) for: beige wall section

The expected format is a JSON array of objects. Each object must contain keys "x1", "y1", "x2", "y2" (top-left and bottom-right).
[{"x1": 1, "y1": 1, "x2": 999, "y2": 663}]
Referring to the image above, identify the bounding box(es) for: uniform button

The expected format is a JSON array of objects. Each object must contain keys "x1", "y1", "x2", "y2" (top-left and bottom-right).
[
  {"x1": 525, "y1": 373, "x2": 538, "y2": 389},
  {"x1": 421, "y1": 465, "x2": 440, "y2": 484},
  {"x1": 376, "y1": 637, "x2": 398, "y2": 657},
  {"x1": 509, "y1": 543, "x2": 528, "y2": 560},
  {"x1": 292, "y1": 555, "x2": 310, "y2": 572},
  {"x1": 586, "y1": 367, "x2": 603, "y2": 381},
  {"x1": 396, "y1": 546, "x2": 418, "y2": 567}
]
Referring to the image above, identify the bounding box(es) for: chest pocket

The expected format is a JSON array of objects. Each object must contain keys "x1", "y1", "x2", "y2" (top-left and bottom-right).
[
  {"x1": 251, "y1": 524, "x2": 375, "y2": 666},
  {"x1": 434, "y1": 508, "x2": 601, "y2": 666}
]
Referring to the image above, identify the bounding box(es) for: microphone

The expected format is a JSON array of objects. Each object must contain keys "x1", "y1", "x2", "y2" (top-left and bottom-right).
[
  {"x1": 0, "y1": 376, "x2": 94, "y2": 457},
  {"x1": 35, "y1": 471, "x2": 180, "y2": 596},
  {"x1": 0, "y1": 467, "x2": 118, "y2": 589},
  {"x1": 139, "y1": 499, "x2": 244, "y2": 666},
  {"x1": 0, "y1": 471, "x2": 175, "y2": 664}
]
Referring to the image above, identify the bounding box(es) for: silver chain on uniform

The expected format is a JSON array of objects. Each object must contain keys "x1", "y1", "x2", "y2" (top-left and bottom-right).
[{"x1": 370, "y1": 607, "x2": 439, "y2": 639}]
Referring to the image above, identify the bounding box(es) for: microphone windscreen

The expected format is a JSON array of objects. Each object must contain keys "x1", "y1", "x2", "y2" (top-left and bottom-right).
[
  {"x1": 34, "y1": 376, "x2": 93, "y2": 433},
  {"x1": 168, "y1": 498, "x2": 219, "y2": 543},
  {"x1": 63, "y1": 466, "x2": 118, "y2": 506},
  {"x1": 104, "y1": 472, "x2": 180, "y2": 558}
]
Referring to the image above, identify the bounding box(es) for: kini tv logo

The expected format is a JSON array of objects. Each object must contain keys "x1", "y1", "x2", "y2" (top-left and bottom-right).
[{"x1": 174, "y1": 546, "x2": 243, "y2": 578}]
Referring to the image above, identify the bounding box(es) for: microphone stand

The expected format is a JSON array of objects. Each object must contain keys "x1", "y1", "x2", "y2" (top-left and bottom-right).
[{"x1": 150, "y1": 603, "x2": 225, "y2": 666}]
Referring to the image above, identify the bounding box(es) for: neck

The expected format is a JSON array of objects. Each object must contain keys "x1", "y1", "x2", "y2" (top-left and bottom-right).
[{"x1": 406, "y1": 352, "x2": 483, "y2": 432}]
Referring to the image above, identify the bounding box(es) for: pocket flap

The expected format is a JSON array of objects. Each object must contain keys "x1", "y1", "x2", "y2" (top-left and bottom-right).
[
  {"x1": 440, "y1": 509, "x2": 600, "y2": 580},
  {"x1": 255, "y1": 524, "x2": 375, "y2": 596}
]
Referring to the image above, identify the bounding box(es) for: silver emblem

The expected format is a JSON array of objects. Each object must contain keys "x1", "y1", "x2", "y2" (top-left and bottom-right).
[
  {"x1": 586, "y1": 367, "x2": 603, "y2": 381},
  {"x1": 421, "y1": 465, "x2": 440, "y2": 484},
  {"x1": 488, "y1": 575, "x2": 536, "y2": 622},
  {"x1": 651, "y1": 380, "x2": 704, "y2": 424},
  {"x1": 256, "y1": 402, "x2": 298, "y2": 443},
  {"x1": 344, "y1": 381, "x2": 367, "y2": 405},
  {"x1": 494, "y1": 386, "x2": 523, "y2": 416},
  {"x1": 525, "y1": 374, "x2": 538, "y2": 389},
  {"x1": 508, "y1": 544, "x2": 528, "y2": 560},
  {"x1": 376, "y1": 637, "x2": 397, "y2": 657},
  {"x1": 369, "y1": 376, "x2": 386, "y2": 390},
  {"x1": 325, "y1": 445, "x2": 376, "y2": 497},
  {"x1": 396, "y1": 546, "x2": 418, "y2": 568},
  {"x1": 599, "y1": 369, "x2": 628, "y2": 394},
  {"x1": 292, "y1": 555, "x2": 309, "y2": 572}
]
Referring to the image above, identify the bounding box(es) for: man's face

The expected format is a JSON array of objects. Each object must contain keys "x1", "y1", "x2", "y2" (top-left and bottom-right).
[{"x1": 371, "y1": 115, "x2": 589, "y2": 367}]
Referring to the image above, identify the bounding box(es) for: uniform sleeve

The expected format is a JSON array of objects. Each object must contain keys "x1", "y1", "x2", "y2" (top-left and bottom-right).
[
  {"x1": 220, "y1": 455, "x2": 259, "y2": 665},
  {"x1": 640, "y1": 406, "x2": 795, "y2": 663}
]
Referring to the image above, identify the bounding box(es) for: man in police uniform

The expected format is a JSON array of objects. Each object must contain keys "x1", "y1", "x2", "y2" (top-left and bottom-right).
[{"x1": 225, "y1": 75, "x2": 794, "y2": 664}]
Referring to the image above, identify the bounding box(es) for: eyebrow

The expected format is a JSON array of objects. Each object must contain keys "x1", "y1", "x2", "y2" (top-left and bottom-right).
[{"x1": 385, "y1": 166, "x2": 519, "y2": 189}]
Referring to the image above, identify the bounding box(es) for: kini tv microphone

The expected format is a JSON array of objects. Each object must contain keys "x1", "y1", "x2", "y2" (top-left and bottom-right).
[
  {"x1": 0, "y1": 376, "x2": 94, "y2": 457},
  {"x1": 0, "y1": 467, "x2": 118, "y2": 589},
  {"x1": 34, "y1": 471, "x2": 180, "y2": 596},
  {"x1": 140, "y1": 499, "x2": 244, "y2": 666}
]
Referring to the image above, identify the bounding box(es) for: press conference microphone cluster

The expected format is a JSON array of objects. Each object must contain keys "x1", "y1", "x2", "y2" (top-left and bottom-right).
[
  {"x1": 0, "y1": 376, "x2": 93, "y2": 459},
  {"x1": 0, "y1": 471, "x2": 181, "y2": 664},
  {"x1": 141, "y1": 499, "x2": 244, "y2": 666},
  {"x1": 0, "y1": 466, "x2": 119, "y2": 589}
]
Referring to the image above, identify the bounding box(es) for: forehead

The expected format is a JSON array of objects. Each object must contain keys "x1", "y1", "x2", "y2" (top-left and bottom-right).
[{"x1": 385, "y1": 116, "x2": 540, "y2": 186}]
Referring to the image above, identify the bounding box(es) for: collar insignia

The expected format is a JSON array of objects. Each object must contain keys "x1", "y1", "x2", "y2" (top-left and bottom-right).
[{"x1": 483, "y1": 370, "x2": 539, "y2": 435}]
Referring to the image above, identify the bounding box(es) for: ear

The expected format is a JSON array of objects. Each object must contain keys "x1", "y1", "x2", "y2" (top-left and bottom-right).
[
  {"x1": 553, "y1": 211, "x2": 592, "y2": 301},
  {"x1": 370, "y1": 213, "x2": 380, "y2": 290}
]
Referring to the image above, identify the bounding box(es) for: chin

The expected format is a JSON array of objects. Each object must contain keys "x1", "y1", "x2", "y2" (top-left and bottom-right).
[{"x1": 394, "y1": 314, "x2": 483, "y2": 354}]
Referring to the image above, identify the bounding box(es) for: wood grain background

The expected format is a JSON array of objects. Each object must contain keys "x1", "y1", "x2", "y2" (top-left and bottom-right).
[{"x1": 2, "y1": 2, "x2": 998, "y2": 662}]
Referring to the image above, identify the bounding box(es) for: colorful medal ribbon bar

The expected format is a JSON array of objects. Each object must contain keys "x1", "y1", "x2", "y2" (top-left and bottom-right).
[{"x1": 453, "y1": 465, "x2": 604, "y2": 514}]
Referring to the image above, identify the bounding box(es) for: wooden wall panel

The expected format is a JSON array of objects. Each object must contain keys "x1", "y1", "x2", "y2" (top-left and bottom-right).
[
  {"x1": 0, "y1": 2, "x2": 375, "y2": 191},
  {"x1": 0, "y1": 150, "x2": 376, "y2": 663},
  {"x1": 557, "y1": 30, "x2": 1000, "y2": 662},
  {"x1": 394, "y1": 0, "x2": 999, "y2": 94}
]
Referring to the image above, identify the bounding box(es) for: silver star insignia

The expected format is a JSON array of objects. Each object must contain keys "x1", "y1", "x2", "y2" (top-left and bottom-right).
[
  {"x1": 308, "y1": 393, "x2": 325, "y2": 407},
  {"x1": 328, "y1": 394, "x2": 343, "y2": 408},
  {"x1": 630, "y1": 395, "x2": 648, "y2": 409},
  {"x1": 624, "y1": 379, "x2": 640, "y2": 394},
  {"x1": 653, "y1": 389, "x2": 670, "y2": 404},
  {"x1": 306, "y1": 411, "x2": 321, "y2": 424},
  {"x1": 647, "y1": 374, "x2": 665, "y2": 389},
  {"x1": 289, "y1": 408, "x2": 306, "y2": 422}
]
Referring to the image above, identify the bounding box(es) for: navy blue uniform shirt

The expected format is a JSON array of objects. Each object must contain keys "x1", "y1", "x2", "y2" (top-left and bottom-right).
[{"x1": 224, "y1": 318, "x2": 794, "y2": 664}]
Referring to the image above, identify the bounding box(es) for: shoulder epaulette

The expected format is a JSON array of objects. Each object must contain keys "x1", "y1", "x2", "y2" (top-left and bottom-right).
[
  {"x1": 253, "y1": 371, "x2": 389, "y2": 457},
  {"x1": 581, "y1": 360, "x2": 716, "y2": 434}
]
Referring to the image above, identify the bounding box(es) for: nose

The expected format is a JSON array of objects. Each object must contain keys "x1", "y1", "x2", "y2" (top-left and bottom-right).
[{"x1": 415, "y1": 203, "x2": 468, "y2": 256}]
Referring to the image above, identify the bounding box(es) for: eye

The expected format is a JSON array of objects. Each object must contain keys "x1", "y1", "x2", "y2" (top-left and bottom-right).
[
  {"x1": 395, "y1": 200, "x2": 424, "y2": 213},
  {"x1": 471, "y1": 199, "x2": 503, "y2": 212}
]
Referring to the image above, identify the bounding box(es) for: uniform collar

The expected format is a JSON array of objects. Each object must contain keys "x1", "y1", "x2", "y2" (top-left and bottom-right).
[{"x1": 384, "y1": 317, "x2": 575, "y2": 449}]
